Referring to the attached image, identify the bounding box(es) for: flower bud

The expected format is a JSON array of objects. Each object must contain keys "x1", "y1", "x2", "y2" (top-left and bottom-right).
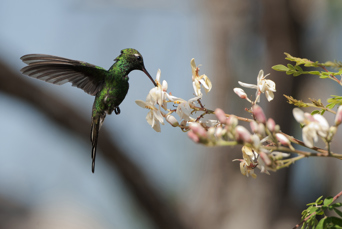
[
  {"x1": 189, "y1": 122, "x2": 207, "y2": 138},
  {"x1": 259, "y1": 151, "x2": 272, "y2": 166},
  {"x1": 215, "y1": 126, "x2": 223, "y2": 138},
  {"x1": 274, "y1": 124, "x2": 280, "y2": 133},
  {"x1": 235, "y1": 126, "x2": 252, "y2": 143},
  {"x1": 276, "y1": 133, "x2": 290, "y2": 146},
  {"x1": 251, "y1": 134, "x2": 260, "y2": 149},
  {"x1": 166, "y1": 115, "x2": 179, "y2": 127},
  {"x1": 335, "y1": 105, "x2": 342, "y2": 126},
  {"x1": 327, "y1": 126, "x2": 337, "y2": 141},
  {"x1": 252, "y1": 105, "x2": 266, "y2": 123},
  {"x1": 215, "y1": 108, "x2": 227, "y2": 124},
  {"x1": 227, "y1": 116, "x2": 238, "y2": 128},
  {"x1": 188, "y1": 131, "x2": 198, "y2": 142},
  {"x1": 250, "y1": 121, "x2": 258, "y2": 133},
  {"x1": 266, "y1": 118, "x2": 276, "y2": 132},
  {"x1": 258, "y1": 124, "x2": 266, "y2": 136},
  {"x1": 233, "y1": 88, "x2": 247, "y2": 99}
]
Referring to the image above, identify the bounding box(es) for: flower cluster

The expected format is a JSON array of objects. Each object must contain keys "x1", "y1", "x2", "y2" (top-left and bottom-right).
[
  {"x1": 136, "y1": 58, "x2": 212, "y2": 132},
  {"x1": 136, "y1": 56, "x2": 342, "y2": 179},
  {"x1": 188, "y1": 105, "x2": 292, "y2": 178},
  {"x1": 235, "y1": 70, "x2": 276, "y2": 103},
  {"x1": 293, "y1": 107, "x2": 340, "y2": 148}
]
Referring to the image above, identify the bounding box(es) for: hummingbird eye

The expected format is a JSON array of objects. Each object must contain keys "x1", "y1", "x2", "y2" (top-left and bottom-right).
[{"x1": 134, "y1": 53, "x2": 142, "y2": 61}]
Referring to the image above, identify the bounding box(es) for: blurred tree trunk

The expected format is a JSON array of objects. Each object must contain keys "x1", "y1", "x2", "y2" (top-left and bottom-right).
[{"x1": 188, "y1": 1, "x2": 303, "y2": 228}]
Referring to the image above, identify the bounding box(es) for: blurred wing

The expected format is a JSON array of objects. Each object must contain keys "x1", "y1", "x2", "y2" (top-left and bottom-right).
[{"x1": 20, "y1": 54, "x2": 108, "y2": 96}]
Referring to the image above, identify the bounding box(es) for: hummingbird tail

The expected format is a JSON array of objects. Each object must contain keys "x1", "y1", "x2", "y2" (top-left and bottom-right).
[{"x1": 90, "y1": 114, "x2": 106, "y2": 173}]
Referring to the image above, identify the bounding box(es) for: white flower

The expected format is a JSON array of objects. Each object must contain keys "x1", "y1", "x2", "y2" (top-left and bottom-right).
[
  {"x1": 146, "y1": 69, "x2": 178, "y2": 108},
  {"x1": 257, "y1": 155, "x2": 270, "y2": 175},
  {"x1": 293, "y1": 108, "x2": 330, "y2": 148},
  {"x1": 135, "y1": 100, "x2": 164, "y2": 132},
  {"x1": 175, "y1": 96, "x2": 201, "y2": 121},
  {"x1": 238, "y1": 70, "x2": 276, "y2": 102},
  {"x1": 191, "y1": 58, "x2": 212, "y2": 97},
  {"x1": 233, "y1": 146, "x2": 259, "y2": 178}
]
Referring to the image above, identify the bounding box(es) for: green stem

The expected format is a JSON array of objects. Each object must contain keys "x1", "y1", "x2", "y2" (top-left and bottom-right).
[
  {"x1": 263, "y1": 145, "x2": 342, "y2": 159},
  {"x1": 305, "y1": 103, "x2": 336, "y2": 114},
  {"x1": 276, "y1": 155, "x2": 305, "y2": 170},
  {"x1": 217, "y1": 140, "x2": 238, "y2": 146}
]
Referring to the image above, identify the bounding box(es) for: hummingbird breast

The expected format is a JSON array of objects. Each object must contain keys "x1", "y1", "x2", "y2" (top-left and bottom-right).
[{"x1": 94, "y1": 78, "x2": 129, "y2": 115}]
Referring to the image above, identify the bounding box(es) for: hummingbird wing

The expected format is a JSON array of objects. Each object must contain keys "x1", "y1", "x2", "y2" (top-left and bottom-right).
[{"x1": 20, "y1": 54, "x2": 107, "y2": 96}]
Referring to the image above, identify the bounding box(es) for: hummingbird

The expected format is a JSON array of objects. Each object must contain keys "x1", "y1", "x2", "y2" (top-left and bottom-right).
[{"x1": 20, "y1": 48, "x2": 157, "y2": 173}]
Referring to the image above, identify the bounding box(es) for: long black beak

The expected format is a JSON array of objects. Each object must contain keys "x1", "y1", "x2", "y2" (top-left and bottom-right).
[{"x1": 142, "y1": 66, "x2": 157, "y2": 87}]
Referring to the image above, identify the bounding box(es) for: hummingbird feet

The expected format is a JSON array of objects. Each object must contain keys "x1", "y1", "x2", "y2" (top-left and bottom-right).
[
  {"x1": 106, "y1": 106, "x2": 120, "y2": 115},
  {"x1": 114, "y1": 107, "x2": 120, "y2": 115}
]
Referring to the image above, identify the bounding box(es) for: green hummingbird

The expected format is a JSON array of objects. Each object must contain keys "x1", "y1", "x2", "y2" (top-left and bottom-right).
[{"x1": 20, "y1": 48, "x2": 157, "y2": 173}]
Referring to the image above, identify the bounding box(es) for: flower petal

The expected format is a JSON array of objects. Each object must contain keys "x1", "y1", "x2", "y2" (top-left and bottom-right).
[
  {"x1": 136, "y1": 100, "x2": 149, "y2": 108},
  {"x1": 265, "y1": 79, "x2": 276, "y2": 92},
  {"x1": 156, "y1": 69, "x2": 161, "y2": 83},
  {"x1": 257, "y1": 70, "x2": 264, "y2": 83},
  {"x1": 293, "y1": 108, "x2": 305, "y2": 123},
  {"x1": 199, "y1": 78, "x2": 209, "y2": 90},
  {"x1": 238, "y1": 81, "x2": 258, "y2": 89},
  {"x1": 265, "y1": 90, "x2": 274, "y2": 102},
  {"x1": 193, "y1": 81, "x2": 202, "y2": 96},
  {"x1": 152, "y1": 120, "x2": 161, "y2": 132},
  {"x1": 190, "y1": 58, "x2": 197, "y2": 76}
]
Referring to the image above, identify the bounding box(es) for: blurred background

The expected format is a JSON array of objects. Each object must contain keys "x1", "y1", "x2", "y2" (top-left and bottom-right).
[{"x1": 1, "y1": 0, "x2": 342, "y2": 228}]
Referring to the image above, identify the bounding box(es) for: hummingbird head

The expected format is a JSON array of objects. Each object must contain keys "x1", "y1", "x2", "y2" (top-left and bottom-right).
[{"x1": 116, "y1": 48, "x2": 157, "y2": 86}]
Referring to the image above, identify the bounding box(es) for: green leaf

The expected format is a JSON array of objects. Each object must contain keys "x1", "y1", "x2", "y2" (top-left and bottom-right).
[
  {"x1": 316, "y1": 218, "x2": 325, "y2": 229},
  {"x1": 317, "y1": 208, "x2": 325, "y2": 215},
  {"x1": 316, "y1": 196, "x2": 324, "y2": 204},
  {"x1": 334, "y1": 208, "x2": 342, "y2": 218},
  {"x1": 307, "y1": 71, "x2": 321, "y2": 75},
  {"x1": 311, "y1": 110, "x2": 320, "y2": 115},
  {"x1": 332, "y1": 203, "x2": 342, "y2": 208},
  {"x1": 325, "y1": 217, "x2": 342, "y2": 228},
  {"x1": 320, "y1": 73, "x2": 330, "y2": 79},
  {"x1": 288, "y1": 64, "x2": 296, "y2": 70},
  {"x1": 326, "y1": 103, "x2": 336, "y2": 109},
  {"x1": 272, "y1": 64, "x2": 289, "y2": 72},
  {"x1": 324, "y1": 197, "x2": 334, "y2": 206},
  {"x1": 295, "y1": 65, "x2": 303, "y2": 72},
  {"x1": 309, "y1": 206, "x2": 320, "y2": 214}
]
